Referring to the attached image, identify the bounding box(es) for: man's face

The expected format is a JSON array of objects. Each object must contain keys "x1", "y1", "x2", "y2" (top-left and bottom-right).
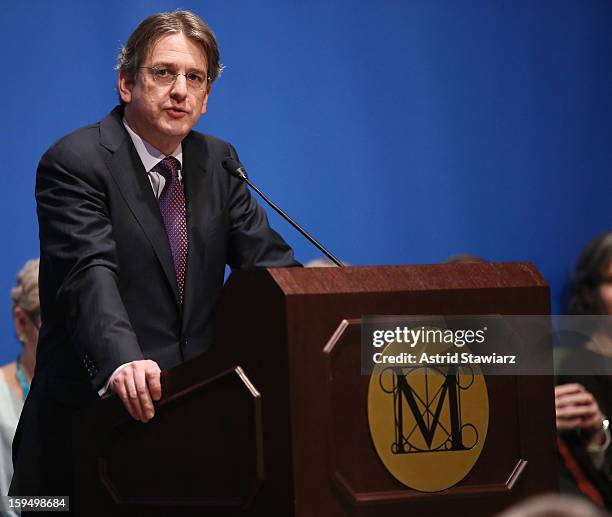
[{"x1": 119, "y1": 33, "x2": 210, "y2": 154}]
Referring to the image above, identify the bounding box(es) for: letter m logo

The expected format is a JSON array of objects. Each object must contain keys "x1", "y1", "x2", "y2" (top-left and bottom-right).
[{"x1": 390, "y1": 366, "x2": 471, "y2": 454}]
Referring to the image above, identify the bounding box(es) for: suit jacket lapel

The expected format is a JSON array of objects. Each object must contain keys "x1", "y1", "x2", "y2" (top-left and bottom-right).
[
  {"x1": 181, "y1": 133, "x2": 214, "y2": 326},
  {"x1": 100, "y1": 108, "x2": 181, "y2": 307}
]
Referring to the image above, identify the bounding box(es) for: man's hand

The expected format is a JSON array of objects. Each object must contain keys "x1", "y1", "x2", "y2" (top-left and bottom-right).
[
  {"x1": 109, "y1": 359, "x2": 162, "y2": 422},
  {"x1": 555, "y1": 383, "x2": 606, "y2": 446}
]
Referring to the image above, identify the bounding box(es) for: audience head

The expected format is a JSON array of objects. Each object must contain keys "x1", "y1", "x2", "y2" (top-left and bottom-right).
[
  {"x1": 445, "y1": 253, "x2": 487, "y2": 264},
  {"x1": 496, "y1": 493, "x2": 608, "y2": 517},
  {"x1": 569, "y1": 232, "x2": 612, "y2": 315},
  {"x1": 11, "y1": 258, "x2": 40, "y2": 353},
  {"x1": 304, "y1": 257, "x2": 341, "y2": 268}
]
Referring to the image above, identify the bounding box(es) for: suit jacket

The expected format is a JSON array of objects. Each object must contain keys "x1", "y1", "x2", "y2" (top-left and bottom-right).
[{"x1": 11, "y1": 106, "x2": 298, "y2": 497}]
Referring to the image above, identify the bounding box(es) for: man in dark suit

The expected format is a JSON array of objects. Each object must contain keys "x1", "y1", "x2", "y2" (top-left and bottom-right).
[{"x1": 10, "y1": 10, "x2": 298, "y2": 499}]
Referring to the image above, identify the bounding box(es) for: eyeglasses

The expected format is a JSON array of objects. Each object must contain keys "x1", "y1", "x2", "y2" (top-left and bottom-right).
[{"x1": 139, "y1": 66, "x2": 210, "y2": 92}]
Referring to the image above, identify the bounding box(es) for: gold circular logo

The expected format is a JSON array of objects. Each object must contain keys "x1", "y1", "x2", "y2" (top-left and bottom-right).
[{"x1": 368, "y1": 331, "x2": 489, "y2": 492}]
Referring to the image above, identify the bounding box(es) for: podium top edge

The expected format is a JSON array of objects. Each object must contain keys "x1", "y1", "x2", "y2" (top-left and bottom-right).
[{"x1": 229, "y1": 262, "x2": 548, "y2": 296}]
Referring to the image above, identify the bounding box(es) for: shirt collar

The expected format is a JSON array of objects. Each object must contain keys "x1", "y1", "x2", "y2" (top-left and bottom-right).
[{"x1": 122, "y1": 118, "x2": 183, "y2": 172}]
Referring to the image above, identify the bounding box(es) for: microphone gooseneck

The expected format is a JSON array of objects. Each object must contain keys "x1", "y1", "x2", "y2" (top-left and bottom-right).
[{"x1": 221, "y1": 158, "x2": 344, "y2": 267}]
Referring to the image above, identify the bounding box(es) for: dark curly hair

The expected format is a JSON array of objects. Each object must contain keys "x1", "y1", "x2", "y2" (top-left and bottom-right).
[{"x1": 568, "y1": 231, "x2": 612, "y2": 314}]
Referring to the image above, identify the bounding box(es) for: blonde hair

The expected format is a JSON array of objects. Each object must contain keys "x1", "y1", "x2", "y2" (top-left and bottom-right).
[{"x1": 11, "y1": 259, "x2": 40, "y2": 320}]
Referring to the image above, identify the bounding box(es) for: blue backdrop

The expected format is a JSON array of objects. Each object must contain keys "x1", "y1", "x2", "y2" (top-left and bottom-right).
[{"x1": 1, "y1": 0, "x2": 611, "y2": 363}]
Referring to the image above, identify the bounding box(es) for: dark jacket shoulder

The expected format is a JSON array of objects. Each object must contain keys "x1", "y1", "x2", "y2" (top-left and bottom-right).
[{"x1": 41, "y1": 122, "x2": 104, "y2": 168}]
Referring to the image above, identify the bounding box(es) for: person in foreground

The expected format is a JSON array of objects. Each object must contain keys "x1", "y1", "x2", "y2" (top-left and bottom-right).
[
  {"x1": 10, "y1": 10, "x2": 298, "y2": 500},
  {"x1": 555, "y1": 231, "x2": 612, "y2": 507},
  {"x1": 555, "y1": 383, "x2": 612, "y2": 507},
  {"x1": 0, "y1": 259, "x2": 39, "y2": 516}
]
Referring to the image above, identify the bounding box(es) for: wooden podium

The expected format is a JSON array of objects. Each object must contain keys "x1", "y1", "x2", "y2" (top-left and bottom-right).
[{"x1": 73, "y1": 263, "x2": 557, "y2": 516}]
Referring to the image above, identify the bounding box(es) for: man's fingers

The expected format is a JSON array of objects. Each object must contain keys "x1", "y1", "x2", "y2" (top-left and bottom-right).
[
  {"x1": 134, "y1": 366, "x2": 155, "y2": 421},
  {"x1": 110, "y1": 375, "x2": 137, "y2": 421},
  {"x1": 108, "y1": 359, "x2": 162, "y2": 422},
  {"x1": 124, "y1": 374, "x2": 146, "y2": 422},
  {"x1": 145, "y1": 362, "x2": 162, "y2": 402},
  {"x1": 110, "y1": 379, "x2": 128, "y2": 412},
  {"x1": 113, "y1": 377, "x2": 142, "y2": 422}
]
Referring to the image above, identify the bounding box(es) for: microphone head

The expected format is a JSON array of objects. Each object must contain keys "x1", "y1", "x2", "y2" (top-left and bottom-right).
[{"x1": 222, "y1": 158, "x2": 248, "y2": 180}]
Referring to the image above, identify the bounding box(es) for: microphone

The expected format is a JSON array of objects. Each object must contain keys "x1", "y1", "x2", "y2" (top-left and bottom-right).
[{"x1": 222, "y1": 158, "x2": 344, "y2": 267}]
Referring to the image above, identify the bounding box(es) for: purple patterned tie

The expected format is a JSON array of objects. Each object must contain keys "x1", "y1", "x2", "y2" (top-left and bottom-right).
[{"x1": 157, "y1": 156, "x2": 188, "y2": 303}]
